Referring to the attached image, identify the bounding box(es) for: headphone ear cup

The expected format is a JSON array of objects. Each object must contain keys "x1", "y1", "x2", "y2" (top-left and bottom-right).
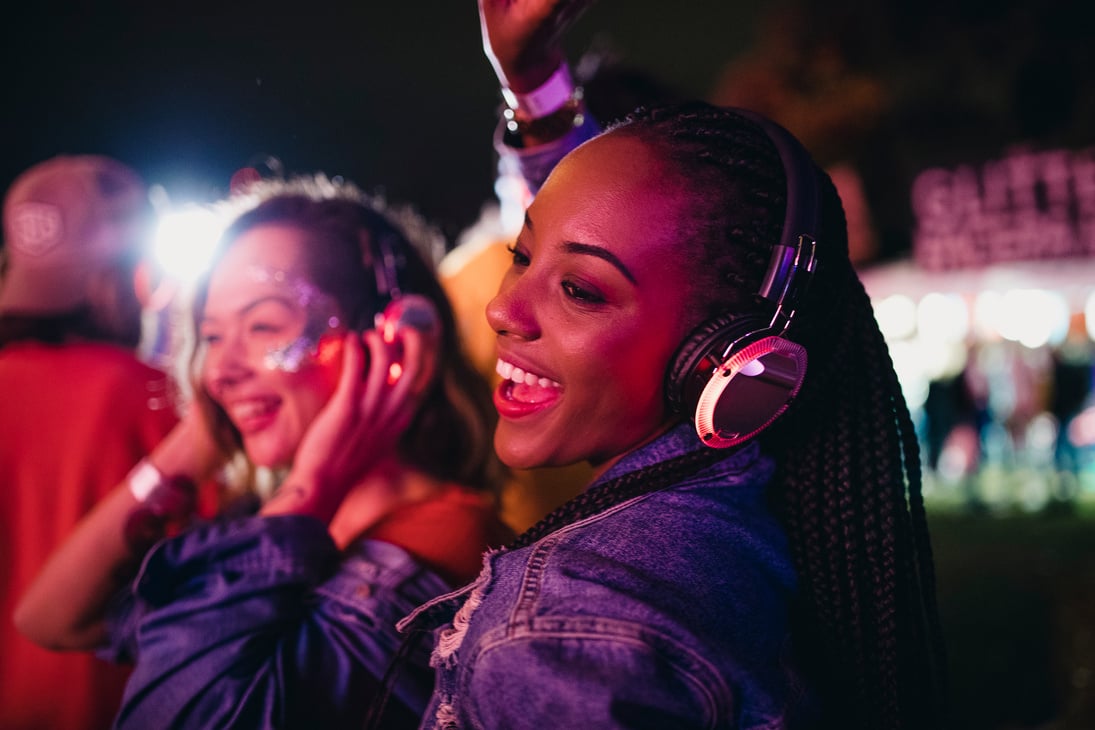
[
  {"x1": 665, "y1": 313, "x2": 807, "y2": 449},
  {"x1": 665, "y1": 313, "x2": 766, "y2": 414},
  {"x1": 693, "y1": 335, "x2": 806, "y2": 448},
  {"x1": 377, "y1": 294, "x2": 440, "y2": 340}
]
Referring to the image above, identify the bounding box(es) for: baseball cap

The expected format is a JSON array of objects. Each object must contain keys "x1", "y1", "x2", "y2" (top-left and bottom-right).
[{"x1": 0, "y1": 155, "x2": 150, "y2": 316}]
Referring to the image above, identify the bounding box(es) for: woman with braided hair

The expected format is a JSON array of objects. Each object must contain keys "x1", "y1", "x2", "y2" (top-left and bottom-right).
[
  {"x1": 384, "y1": 6, "x2": 949, "y2": 722},
  {"x1": 399, "y1": 96, "x2": 948, "y2": 729}
]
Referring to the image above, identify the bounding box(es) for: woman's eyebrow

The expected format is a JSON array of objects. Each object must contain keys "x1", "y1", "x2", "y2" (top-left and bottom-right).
[
  {"x1": 202, "y1": 294, "x2": 296, "y2": 324},
  {"x1": 562, "y1": 242, "x2": 637, "y2": 284},
  {"x1": 524, "y1": 211, "x2": 637, "y2": 283}
]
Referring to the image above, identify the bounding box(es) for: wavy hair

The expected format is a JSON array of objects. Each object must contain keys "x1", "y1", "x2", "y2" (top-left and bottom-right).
[{"x1": 187, "y1": 176, "x2": 507, "y2": 504}]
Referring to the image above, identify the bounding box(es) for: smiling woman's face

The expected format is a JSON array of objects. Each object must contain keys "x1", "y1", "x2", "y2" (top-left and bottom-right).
[
  {"x1": 198, "y1": 224, "x2": 344, "y2": 469},
  {"x1": 486, "y1": 132, "x2": 699, "y2": 477}
]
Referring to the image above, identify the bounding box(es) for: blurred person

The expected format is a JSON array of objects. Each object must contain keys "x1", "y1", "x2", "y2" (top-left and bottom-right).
[
  {"x1": 16, "y1": 177, "x2": 512, "y2": 729},
  {"x1": 0, "y1": 155, "x2": 180, "y2": 730},
  {"x1": 1049, "y1": 322, "x2": 1094, "y2": 503},
  {"x1": 387, "y1": 3, "x2": 948, "y2": 728}
]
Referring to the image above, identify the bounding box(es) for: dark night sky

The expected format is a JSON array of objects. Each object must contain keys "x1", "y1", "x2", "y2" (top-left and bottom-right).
[
  {"x1": 2, "y1": 1, "x2": 767, "y2": 242},
  {"x1": 4, "y1": 1, "x2": 1094, "y2": 250}
]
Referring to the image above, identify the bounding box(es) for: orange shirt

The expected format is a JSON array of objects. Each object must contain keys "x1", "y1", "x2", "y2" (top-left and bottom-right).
[
  {"x1": 363, "y1": 484, "x2": 514, "y2": 587},
  {"x1": 0, "y1": 341, "x2": 179, "y2": 730}
]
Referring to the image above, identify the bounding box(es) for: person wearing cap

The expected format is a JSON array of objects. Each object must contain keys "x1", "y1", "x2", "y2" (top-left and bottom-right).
[{"x1": 0, "y1": 155, "x2": 180, "y2": 730}]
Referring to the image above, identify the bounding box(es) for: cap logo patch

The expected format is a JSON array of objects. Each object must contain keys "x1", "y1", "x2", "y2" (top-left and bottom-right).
[{"x1": 10, "y1": 203, "x2": 64, "y2": 257}]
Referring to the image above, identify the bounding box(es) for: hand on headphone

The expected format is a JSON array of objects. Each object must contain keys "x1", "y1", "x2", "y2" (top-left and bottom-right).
[{"x1": 262, "y1": 299, "x2": 439, "y2": 524}]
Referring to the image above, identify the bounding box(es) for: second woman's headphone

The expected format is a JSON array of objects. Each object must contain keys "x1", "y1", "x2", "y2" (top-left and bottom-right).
[
  {"x1": 664, "y1": 108, "x2": 820, "y2": 449},
  {"x1": 356, "y1": 209, "x2": 441, "y2": 340}
]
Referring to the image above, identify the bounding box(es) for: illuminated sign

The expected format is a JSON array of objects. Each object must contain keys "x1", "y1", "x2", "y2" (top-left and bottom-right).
[{"x1": 912, "y1": 146, "x2": 1095, "y2": 270}]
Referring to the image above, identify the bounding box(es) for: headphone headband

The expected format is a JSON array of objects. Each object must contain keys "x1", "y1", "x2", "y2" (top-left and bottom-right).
[
  {"x1": 732, "y1": 108, "x2": 819, "y2": 335},
  {"x1": 665, "y1": 107, "x2": 822, "y2": 448},
  {"x1": 358, "y1": 215, "x2": 441, "y2": 337}
]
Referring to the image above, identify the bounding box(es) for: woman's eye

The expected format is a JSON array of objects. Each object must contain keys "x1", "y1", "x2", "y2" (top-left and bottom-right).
[
  {"x1": 248, "y1": 321, "x2": 283, "y2": 336},
  {"x1": 505, "y1": 243, "x2": 530, "y2": 267},
  {"x1": 199, "y1": 331, "x2": 221, "y2": 346},
  {"x1": 561, "y1": 280, "x2": 604, "y2": 304}
]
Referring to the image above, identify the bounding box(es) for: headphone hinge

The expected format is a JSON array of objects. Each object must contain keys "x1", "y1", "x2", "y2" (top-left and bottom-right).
[{"x1": 765, "y1": 234, "x2": 817, "y2": 335}]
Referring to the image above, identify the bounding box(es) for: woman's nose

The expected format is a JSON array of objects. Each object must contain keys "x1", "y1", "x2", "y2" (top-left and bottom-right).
[
  {"x1": 486, "y1": 270, "x2": 539, "y2": 341},
  {"x1": 204, "y1": 335, "x2": 253, "y2": 394}
]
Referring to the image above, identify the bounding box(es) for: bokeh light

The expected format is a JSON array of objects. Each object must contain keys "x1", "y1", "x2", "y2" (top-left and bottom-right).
[{"x1": 152, "y1": 204, "x2": 227, "y2": 286}]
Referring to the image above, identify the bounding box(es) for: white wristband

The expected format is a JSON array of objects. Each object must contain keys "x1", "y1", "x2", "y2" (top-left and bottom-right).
[
  {"x1": 501, "y1": 63, "x2": 575, "y2": 119},
  {"x1": 127, "y1": 459, "x2": 165, "y2": 503}
]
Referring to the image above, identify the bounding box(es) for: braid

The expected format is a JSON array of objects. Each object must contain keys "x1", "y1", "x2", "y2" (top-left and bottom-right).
[
  {"x1": 609, "y1": 103, "x2": 784, "y2": 318},
  {"x1": 767, "y1": 256, "x2": 947, "y2": 727},
  {"x1": 604, "y1": 103, "x2": 947, "y2": 729}
]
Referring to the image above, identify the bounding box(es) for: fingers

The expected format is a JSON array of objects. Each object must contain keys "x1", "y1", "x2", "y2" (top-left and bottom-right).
[
  {"x1": 335, "y1": 330, "x2": 366, "y2": 403},
  {"x1": 396, "y1": 327, "x2": 425, "y2": 387},
  {"x1": 361, "y1": 329, "x2": 419, "y2": 434},
  {"x1": 297, "y1": 326, "x2": 426, "y2": 486},
  {"x1": 393, "y1": 325, "x2": 439, "y2": 402},
  {"x1": 273, "y1": 327, "x2": 423, "y2": 521}
]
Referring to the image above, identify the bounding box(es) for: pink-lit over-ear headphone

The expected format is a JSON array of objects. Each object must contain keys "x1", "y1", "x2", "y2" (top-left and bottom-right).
[
  {"x1": 362, "y1": 223, "x2": 440, "y2": 341},
  {"x1": 664, "y1": 108, "x2": 820, "y2": 449}
]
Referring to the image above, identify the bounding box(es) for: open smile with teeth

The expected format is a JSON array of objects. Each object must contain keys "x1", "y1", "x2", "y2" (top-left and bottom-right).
[{"x1": 496, "y1": 359, "x2": 560, "y2": 389}]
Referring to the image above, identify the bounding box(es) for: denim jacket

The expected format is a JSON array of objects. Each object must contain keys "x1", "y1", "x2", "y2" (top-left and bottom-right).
[
  {"x1": 401, "y1": 425, "x2": 813, "y2": 730},
  {"x1": 101, "y1": 515, "x2": 447, "y2": 729}
]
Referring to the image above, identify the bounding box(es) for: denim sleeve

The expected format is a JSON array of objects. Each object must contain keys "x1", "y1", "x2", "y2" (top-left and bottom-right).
[
  {"x1": 111, "y1": 514, "x2": 446, "y2": 730},
  {"x1": 460, "y1": 625, "x2": 735, "y2": 730},
  {"x1": 493, "y1": 111, "x2": 602, "y2": 196}
]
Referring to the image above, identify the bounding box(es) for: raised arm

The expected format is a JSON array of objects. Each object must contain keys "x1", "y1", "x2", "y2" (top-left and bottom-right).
[
  {"x1": 479, "y1": 0, "x2": 593, "y2": 93},
  {"x1": 480, "y1": 0, "x2": 602, "y2": 190},
  {"x1": 14, "y1": 408, "x2": 220, "y2": 650},
  {"x1": 109, "y1": 312, "x2": 448, "y2": 728}
]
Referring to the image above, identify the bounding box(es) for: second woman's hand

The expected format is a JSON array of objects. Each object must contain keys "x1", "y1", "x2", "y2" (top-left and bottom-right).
[{"x1": 262, "y1": 326, "x2": 426, "y2": 524}]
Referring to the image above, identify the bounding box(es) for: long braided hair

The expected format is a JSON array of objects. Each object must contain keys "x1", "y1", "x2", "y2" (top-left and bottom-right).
[{"x1": 511, "y1": 102, "x2": 948, "y2": 729}]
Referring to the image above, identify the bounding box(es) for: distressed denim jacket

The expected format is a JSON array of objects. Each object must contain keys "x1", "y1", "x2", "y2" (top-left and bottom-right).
[
  {"x1": 101, "y1": 515, "x2": 446, "y2": 729},
  {"x1": 402, "y1": 424, "x2": 814, "y2": 730}
]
